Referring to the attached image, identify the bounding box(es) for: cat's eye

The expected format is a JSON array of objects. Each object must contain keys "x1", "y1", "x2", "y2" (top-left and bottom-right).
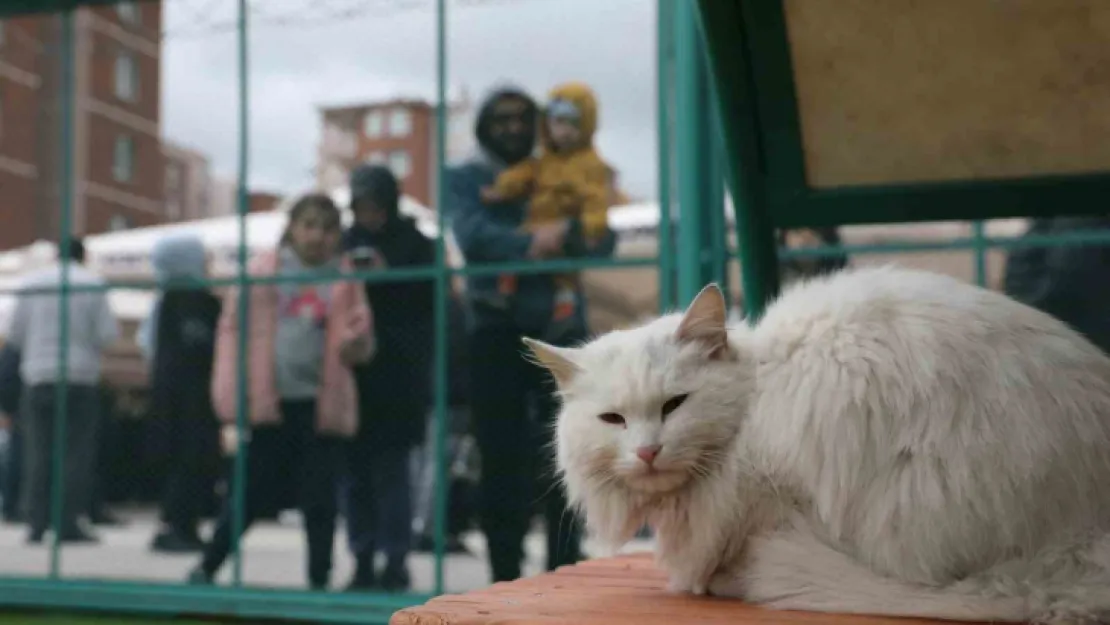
[
  {"x1": 661, "y1": 394, "x2": 690, "y2": 419},
  {"x1": 598, "y1": 412, "x2": 626, "y2": 427}
]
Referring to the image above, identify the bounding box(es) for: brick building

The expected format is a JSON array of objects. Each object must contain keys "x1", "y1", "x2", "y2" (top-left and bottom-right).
[
  {"x1": 316, "y1": 90, "x2": 474, "y2": 208},
  {"x1": 162, "y1": 140, "x2": 211, "y2": 223},
  {"x1": 0, "y1": 0, "x2": 163, "y2": 249}
]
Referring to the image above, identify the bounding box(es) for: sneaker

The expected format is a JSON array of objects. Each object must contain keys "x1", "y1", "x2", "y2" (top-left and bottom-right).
[
  {"x1": 151, "y1": 530, "x2": 204, "y2": 554},
  {"x1": 187, "y1": 567, "x2": 213, "y2": 585},
  {"x1": 379, "y1": 560, "x2": 411, "y2": 593},
  {"x1": 344, "y1": 574, "x2": 376, "y2": 593},
  {"x1": 28, "y1": 526, "x2": 99, "y2": 545},
  {"x1": 413, "y1": 533, "x2": 471, "y2": 555},
  {"x1": 88, "y1": 509, "x2": 127, "y2": 527},
  {"x1": 58, "y1": 527, "x2": 99, "y2": 544},
  {"x1": 345, "y1": 556, "x2": 376, "y2": 592}
]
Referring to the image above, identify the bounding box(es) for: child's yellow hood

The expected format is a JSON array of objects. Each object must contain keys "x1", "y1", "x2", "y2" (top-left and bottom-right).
[{"x1": 544, "y1": 82, "x2": 599, "y2": 147}]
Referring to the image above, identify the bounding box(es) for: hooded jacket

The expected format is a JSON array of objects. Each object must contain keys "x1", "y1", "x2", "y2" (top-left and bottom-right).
[
  {"x1": 137, "y1": 234, "x2": 209, "y2": 364},
  {"x1": 1003, "y1": 216, "x2": 1110, "y2": 354},
  {"x1": 344, "y1": 165, "x2": 436, "y2": 448},
  {"x1": 447, "y1": 85, "x2": 617, "y2": 336},
  {"x1": 0, "y1": 344, "x2": 20, "y2": 417},
  {"x1": 487, "y1": 82, "x2": 611, "y2": 242}
]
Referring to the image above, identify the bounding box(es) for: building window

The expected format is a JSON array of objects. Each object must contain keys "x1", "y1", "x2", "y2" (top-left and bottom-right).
[
  {"x1": 116, "y1": 2, "x2": 140, "y2": 26},
  {"x1": 389, "y1": 108, "x2": 412, "y2": 138},
  {"x1": 363, "y1": 110, "x2": 383, "y2": 139},
  {"x1": 367, "y1": 151, "x2": 387, "y2": 165},
  {"x1": 114, "y1": 50, "x2": 137, "y2": 102},
  {"x1": 165, "y1": 165, "x2": 182, "y2": 219},
  {"x1": 113, "y1": 135, "x2": 134, "y2": 183},
  {"x1": 388, "y1": 149, "x2": 411, "y2": 179}
]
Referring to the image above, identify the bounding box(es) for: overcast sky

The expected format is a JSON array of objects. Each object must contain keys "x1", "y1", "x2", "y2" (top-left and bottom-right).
[{"x1": 161, "y1": 0, "x2": 659, "y2": 200}]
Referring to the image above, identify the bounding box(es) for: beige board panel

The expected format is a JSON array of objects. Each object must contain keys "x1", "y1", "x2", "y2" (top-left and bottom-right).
[{"x1": 783, "y1": 0, "x2": 1110, "y2": 188}]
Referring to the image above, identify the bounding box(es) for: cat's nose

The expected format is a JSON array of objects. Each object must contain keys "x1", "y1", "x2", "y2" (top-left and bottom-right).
[{"x1": 636, "y1": 444, "x2": 662, "y2": 466}]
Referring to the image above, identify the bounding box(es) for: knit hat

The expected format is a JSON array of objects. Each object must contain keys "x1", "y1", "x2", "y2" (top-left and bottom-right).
[{"x1": 349, "y1": 163, "x2": 400, "y2": 220}]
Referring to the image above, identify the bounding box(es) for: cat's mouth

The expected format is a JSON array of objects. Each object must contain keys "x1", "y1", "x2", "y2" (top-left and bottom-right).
[{"x1": 622, "y1": 467, "x2": 691, "y2": 494}]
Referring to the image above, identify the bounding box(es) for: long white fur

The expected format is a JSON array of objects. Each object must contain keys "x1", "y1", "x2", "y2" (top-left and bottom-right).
[{"x1": 525, "y1": 265, "x2": 1110, "y2": 624}]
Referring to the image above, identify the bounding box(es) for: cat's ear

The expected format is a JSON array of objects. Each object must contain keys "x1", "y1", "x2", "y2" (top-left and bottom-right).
[
  {"x1": 676, "y1": 283, "x2": 731, "y2": 360},
  {"x1": 522, "y1": 337, "x2": 581, "y2": 388}
]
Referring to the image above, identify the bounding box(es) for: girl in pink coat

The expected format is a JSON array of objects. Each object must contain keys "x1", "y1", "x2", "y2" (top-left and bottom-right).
[{"x1": 189, "y1": 193, "x2": 374, "y2": 590}]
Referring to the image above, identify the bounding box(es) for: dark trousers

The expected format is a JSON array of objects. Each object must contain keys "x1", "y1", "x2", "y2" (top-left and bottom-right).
[
  {"x1": 21, "y1": 383, "x2": 100, "y2": 534},
  {"x1": 159, "y1": 417, "x2": 221, "y2": 536},
  {"x1": 200, "y1": 400, "x2": 343, "y2": 588},
  {"x1": 2, "y1": 426, "x2": 23, "y2": 519},
  {"x1": 412, "y1": 406, "x2": 478, "y2": 539},
  {"x1": 343, "y1": 444, "x2": 412, "y2": 567},
  {"x1": 468, "y1": 325, "x2": 584, "y2": 583}
]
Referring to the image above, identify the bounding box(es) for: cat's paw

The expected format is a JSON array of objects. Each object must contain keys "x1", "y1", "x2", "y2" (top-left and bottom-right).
[
  {"x1": 706, "y1": 570, "x2": 743, "y2": 598},
  {"x1": 666, "y1": 578, "x2": 691, "y2": 594},
  {"x1": 666, "y1": 576, "x2": 708, "y2": 596}
]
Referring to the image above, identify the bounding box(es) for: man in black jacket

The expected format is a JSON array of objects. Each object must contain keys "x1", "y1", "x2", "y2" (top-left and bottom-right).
[
  {"x1": 0, "y1": 343, "x2": 22, "y2": 522},
  {"x1": 342, "y1": 164, "x2": 435, "y2": 592},
  {"x1": 1004, "y1": 217, "x2": 1110, "y2": 354}
]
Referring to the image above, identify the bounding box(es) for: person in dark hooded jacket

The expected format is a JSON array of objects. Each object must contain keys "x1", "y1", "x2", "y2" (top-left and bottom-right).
[
  {"x1": 342, "y1": 163, "x2": 435, "y2": 592},
  {"x1": 1004, "y1": 216, "x2": 1110, "y2": 354},
  {"x1": 447, "y1": 85, "x2": 617, "y2": 583},
  {"x1": 0, "y1": 343, "x2": 22, "y2": 522}
]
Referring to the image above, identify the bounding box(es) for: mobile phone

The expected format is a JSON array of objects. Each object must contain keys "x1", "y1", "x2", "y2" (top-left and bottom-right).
[{"x1": 351, "y1": 246, "x2": 376, "y2": 269}]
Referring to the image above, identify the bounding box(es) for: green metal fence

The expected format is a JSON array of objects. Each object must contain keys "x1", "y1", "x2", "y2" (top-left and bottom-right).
[{"x1": 0, "y1": 1, "x2": 678, "y2": 623}]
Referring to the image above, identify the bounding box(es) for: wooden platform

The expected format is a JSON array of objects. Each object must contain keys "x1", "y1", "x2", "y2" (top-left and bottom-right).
[{"x1": 390, "y1": 552, "x2": 975, "y2": 625}]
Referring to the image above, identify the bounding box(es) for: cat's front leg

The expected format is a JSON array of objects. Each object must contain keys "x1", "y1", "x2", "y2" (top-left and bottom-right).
[{"x1": 666, "y1": 572, "x2": 709, "y2": 596}]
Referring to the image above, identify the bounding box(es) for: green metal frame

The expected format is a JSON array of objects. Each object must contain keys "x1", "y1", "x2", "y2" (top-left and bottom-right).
[
  {"x1": 0, "y1": 0, "x2": 675, "y2": 623},
  {"x1": 695, "y1": 0, "x2": 1110, "y2": 314},
  {"x1": 0, "y1": 0, "x2": 151, "y2": 17}
]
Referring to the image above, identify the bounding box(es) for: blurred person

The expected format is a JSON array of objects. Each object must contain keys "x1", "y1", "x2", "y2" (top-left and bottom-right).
[
  {"x1": 1004, "y1": 216, "x2": 1110, "y2": 354},
  {"x1": 777, "y1": 227, "x2": 849, "y2": 284},
  {"x1": 85, "y1": 385, "x2": 126, "y2": 528},
  {"x1": 146, "y1": 234, "x2": 223, "y2": 553},
  {"x1": 0, "y1": 343, "x2": 21, "y2": 523},
  {"x1": 341, "y1": 164, "x2": 435, "y2": 592},
  {"x1": 411, "y1": 288, "x2": 478, "y2": 557},
  {"x1": 480, "y1": 82, "x2": 613, "y2": 343},
  {"x1": 188, "y1": 194, "x2": 374, "y2": 590},
  {"x1": 6, "y1": 238, "x2": 119, "y2": 544},
  {"x1": 448, "y1": 84, "x2": 617, "y2": 582},
  {"x1": 606, "y1": 165, "x2": 631, "y2": 207}
]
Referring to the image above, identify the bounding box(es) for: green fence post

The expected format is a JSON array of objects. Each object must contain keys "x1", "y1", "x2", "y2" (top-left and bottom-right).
[
  {"x1": 230, "y1": 0, "x2": 251, "y2": 587},
  {"x1": 49, "y1": 6, "x2": 76, "y2": 579},
  {"x1": 674, "y1": 0, "x2": 711, "y2": 306},
  {"x1": 656, "y1": 0, "x2": 675, "y2": 312},
  {"x1": 972, "y1": 221, "x2": 988, "y2": 287},
  {"x1": 432, "y1": 0, "x2": 449, "y2": 596}
]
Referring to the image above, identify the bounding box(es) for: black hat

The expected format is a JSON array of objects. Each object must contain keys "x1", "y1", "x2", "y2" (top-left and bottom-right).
[{"x1": 349, "y1": 163, "x2": 400, "y2": 219}]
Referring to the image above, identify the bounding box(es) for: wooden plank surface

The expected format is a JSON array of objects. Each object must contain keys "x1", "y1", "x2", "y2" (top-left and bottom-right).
[
  {"x1": 390, "y1": 553, "x2": 982, "y2": 625},
  {"x1": 783, "y1": 0, "x2": 1110, "y2": 188}
]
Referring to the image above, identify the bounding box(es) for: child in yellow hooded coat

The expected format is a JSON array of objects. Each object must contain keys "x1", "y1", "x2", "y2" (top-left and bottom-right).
[{"x1": 480, "y1": 82, "x2": 613, "y2": 333}]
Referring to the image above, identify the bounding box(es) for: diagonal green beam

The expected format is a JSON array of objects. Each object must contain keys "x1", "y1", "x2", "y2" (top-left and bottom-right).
[{"x1": 694, "y1": 0, "x2": 780, "y2": 320}]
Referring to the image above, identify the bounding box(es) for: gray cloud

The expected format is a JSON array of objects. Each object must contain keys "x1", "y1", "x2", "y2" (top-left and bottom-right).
[{"x1": 162, "y1": 0, "x2": 658, "y2": 200}]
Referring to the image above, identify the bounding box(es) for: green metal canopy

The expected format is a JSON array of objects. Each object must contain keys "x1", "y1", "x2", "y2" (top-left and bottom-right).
[{"x1": 695, "y1": 0, "x2": 1110, "y2": 314}]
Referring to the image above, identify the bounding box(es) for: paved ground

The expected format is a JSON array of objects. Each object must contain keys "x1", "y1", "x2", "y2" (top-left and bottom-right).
[{"x1": 0, "y1": 508, "x2": 652, "y2": 594}]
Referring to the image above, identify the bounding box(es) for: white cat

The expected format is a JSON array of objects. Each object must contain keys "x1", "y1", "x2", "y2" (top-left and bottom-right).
[{"x1": 525, "y1": 265, "x2": 1110, "y2": 624}]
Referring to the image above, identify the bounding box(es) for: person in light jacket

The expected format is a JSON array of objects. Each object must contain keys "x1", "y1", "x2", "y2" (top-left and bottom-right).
[
  {"x1": 188, "y1": 194, "x2": 375, "y2": 590},
  {"x1": 6, "y1": 238, "x2": 119, "y2": 544}
]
